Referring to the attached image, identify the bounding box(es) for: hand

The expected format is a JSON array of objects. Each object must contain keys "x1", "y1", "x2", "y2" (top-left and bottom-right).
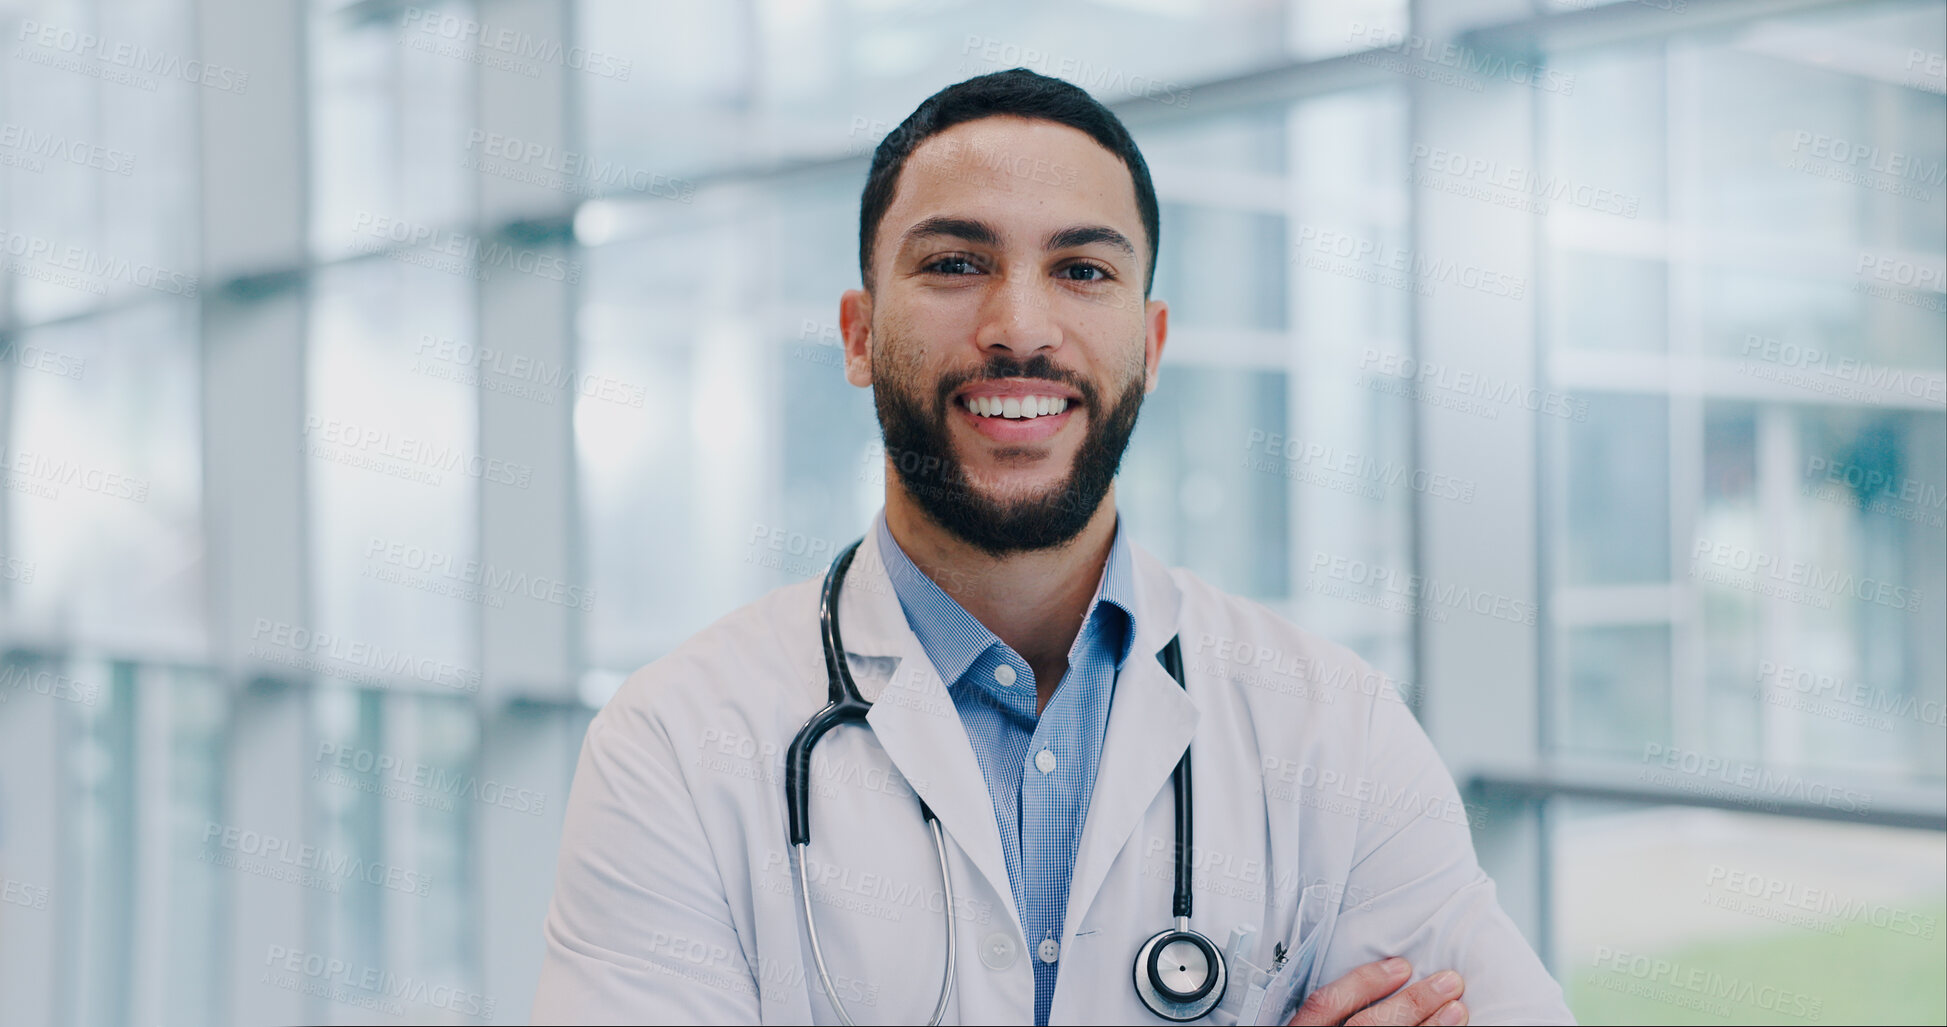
[{"x1": 1288, "y1": 958, "x2": 1467, "y2": 1025}]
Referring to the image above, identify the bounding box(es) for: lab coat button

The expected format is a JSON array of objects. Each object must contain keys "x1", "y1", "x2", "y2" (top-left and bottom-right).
[
  {"x1": 980, "y1": 932, "x2": 1018, "y2": 970},
  {"x1": 994, "y1": 664, "x2": 1017, "y2": 687},
  {"x1": 1038, "y1": 938, "x2": 1060, "y2": 964}
]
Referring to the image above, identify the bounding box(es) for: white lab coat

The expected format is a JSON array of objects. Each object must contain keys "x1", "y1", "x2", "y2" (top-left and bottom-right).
[{"x1": 532, "y1": 525, "x2": 1575, "y2": 1025}]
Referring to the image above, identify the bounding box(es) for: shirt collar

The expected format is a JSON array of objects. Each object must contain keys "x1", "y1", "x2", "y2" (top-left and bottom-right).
[{"x1": 872, "y1": 508, "x2": 1138, "y2": 688}]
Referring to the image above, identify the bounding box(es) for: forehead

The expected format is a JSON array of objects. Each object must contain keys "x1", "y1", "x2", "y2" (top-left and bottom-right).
[{"x1": 882, "y1": 115, "x2": 1145, "y2": 250}]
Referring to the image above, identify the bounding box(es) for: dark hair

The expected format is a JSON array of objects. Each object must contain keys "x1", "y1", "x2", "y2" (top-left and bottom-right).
[{"x1": 858, "y1": 68, "x2": 1161, "y2": 297}]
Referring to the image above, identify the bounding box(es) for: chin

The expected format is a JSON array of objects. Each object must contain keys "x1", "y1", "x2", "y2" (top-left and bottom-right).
[{"x1": 954, "y1": 462, "x2": 1073, "y2": 504}]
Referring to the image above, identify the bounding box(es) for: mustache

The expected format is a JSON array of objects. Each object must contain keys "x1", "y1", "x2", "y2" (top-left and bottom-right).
[{"x1": 931, "y1": 353, "x2": 1097, "y2": 413}]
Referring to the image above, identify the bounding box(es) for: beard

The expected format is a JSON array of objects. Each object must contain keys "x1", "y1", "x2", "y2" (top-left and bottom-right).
[{"x1": 872, "y1": 343, "x2": 1147, "y2": 558}]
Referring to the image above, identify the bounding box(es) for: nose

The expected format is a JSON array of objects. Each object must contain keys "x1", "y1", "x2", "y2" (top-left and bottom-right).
[{"x1": 974, "y1": 270, "x2": 1062, "y2": 359}]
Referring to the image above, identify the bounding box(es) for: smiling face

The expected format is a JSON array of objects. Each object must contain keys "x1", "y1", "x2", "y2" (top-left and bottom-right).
[{"x1": 841, "y1": 115, "x2": 1168, "y2": 556}]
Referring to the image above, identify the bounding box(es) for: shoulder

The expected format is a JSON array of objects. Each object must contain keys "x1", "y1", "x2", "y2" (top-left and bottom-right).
[
  {"x1": 592, "y1": 575, "x2": 826, "y2": 748},
  {"x1": 1161, "y1": 561, "x2": 1409, "y2": 722}
]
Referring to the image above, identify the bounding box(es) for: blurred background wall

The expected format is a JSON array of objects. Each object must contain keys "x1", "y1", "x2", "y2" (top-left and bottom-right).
[{"x1": 0, "y1": 0, "x2": 1941, "y2": 1023}]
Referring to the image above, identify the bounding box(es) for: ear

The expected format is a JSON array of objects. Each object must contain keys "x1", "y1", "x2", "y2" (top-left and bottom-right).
[
  {"x1": 1142, "y1": 298, "x2": 1168, "y2": 393},
  {"x1": 840, "y1": 288, "x2": 873, "y2": 388}
]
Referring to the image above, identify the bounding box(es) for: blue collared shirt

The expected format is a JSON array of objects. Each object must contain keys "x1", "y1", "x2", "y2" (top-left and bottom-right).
[{"x1": 873, "y1": 510, "x2": 1136, "y2": 1025}]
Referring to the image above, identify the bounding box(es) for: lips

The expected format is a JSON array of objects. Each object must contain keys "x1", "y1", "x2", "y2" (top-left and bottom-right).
[
  {"x1": 952, "y1": 378, "x2": 1081, "y2": 441},
  {"x1": 954, "y1": 378, "x2": 1082, "y2": 418}
]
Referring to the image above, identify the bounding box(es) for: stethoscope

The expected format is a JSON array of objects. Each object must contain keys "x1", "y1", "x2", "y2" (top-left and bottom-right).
[{"x1": 785, "y1": 538, "x2": 1226, "y2": 1024}]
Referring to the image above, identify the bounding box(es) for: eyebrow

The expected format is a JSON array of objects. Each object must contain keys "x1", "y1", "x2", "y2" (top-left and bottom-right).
[
  {"x1": 1047, "y1": 224, "x2": 1136, "y2": 258},
  {"x1": 900, "y1": 216, "x2": 1137, "y2": 260},
  {"x1": 900, "y1": 216, "x2": 1000, "y2": 251}
]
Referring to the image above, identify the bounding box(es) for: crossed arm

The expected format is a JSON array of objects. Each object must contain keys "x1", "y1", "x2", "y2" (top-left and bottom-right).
[{"x1": 1277, "y1": 680, "x2": 1575, "y2": 1026}]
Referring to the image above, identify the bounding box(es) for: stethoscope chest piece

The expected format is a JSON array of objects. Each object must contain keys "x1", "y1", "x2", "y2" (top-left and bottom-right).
[{"x1": 1133, "y1": 919, "x2": 1226, "y2": 1022}]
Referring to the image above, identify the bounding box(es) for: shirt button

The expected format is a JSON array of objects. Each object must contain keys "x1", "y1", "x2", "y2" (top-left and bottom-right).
[
  {"x1": 1038, "y1": 938, "x2": 1060, "y2": 964},
  {"x1": 993, "y1": 664, "x2": 1016, "y2": 687},
  {"x1": 980, "y1": 932, "x2": 1018, "y2": 970},
  {"x1": 1035, "y1": 748, "x2": 1057, "y2": 774}
]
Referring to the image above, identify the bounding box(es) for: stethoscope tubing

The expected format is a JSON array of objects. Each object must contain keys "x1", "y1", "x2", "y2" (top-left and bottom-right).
[
  {"x1": 788, "y1": 535, "x2": 1220, "y2": 1023},
  {"x1": 792, "y1": 539, "x2": 956, "y2": 1025}
]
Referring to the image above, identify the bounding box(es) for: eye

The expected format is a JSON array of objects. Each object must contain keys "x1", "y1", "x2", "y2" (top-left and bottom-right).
[
  {"x1": 1060, "y1": 262, "x2": 1115, "y2": 283},
  {"x1": 922, "y1": 254, "x2": 984, "y2": 275}
]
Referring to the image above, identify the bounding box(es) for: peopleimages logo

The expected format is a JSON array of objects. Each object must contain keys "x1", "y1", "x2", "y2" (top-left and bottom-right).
[
  {"x1": 202, "y1": 822, "x2": 432, "y2": 896},
  {"x1": 1704, "y1": 864, "x2": 1938, "y2": 939},
  {"x1": 400, "y1": 6, "x2": 630, "y2": 81},
  {"x1": 1291, "y1": 225, "x2": 1527, "y2": 300},
  {"x1": 1408, "y1": 144, "x2": 1640, "y2": 218},
  {"x1": 263, "y1": 945, "x2": 497, "y2": 1020},
  {"x1": 1739, "y1": 333, "x2": 1946, "y2": 404},
  {"x1": 1242, "y1": 429, "x2": 1476, "y2": 503},
  {"x1": 348, "y1": 211, "x2": 580, "y2": 284},
  {"x1": 302, "y1": 416, "x2": 534, "y2": 489},
  {"x1": 0, "y1": 122, "x2": 136, "y2": 176},
  {"x1": 0, "y1": 448, "x2": 150, "y2": 502},
  {"x1": 1358, "y1": 347, "x2": 1587, "y2": 421},
  {"x1": 1589, "y1": 946, "x2": 1822, "y2": 1021},
  {"x1": 1691, "y1": 538, "x2": 1923, "y2": 613},
  {"x1": 364, "y1": 537, "x2": 594, "y2": 611},
  {"x1": 247, "y1": 618, "x2": 482, "y2": 693},
  {"x1": 1306, "y1": 551, "x2": 1537, "y2": 626},
  {"x1": 1348, "y1": 24, "x2": 1575, "y2": 94},
  {"x1": 14, "y1": 20, "x2": 251, "y2": 93},
  {"x1": 1639, "y1": 742, "x2": 1873, "y2": 815},
  {"x1": 0, "y1": 227, "x2": 198, "y2": 297},
  {"x1": 461, "y1": 130, "x2": 690, "y2": 201},
  {"x1": 315, "y1": 742, "x2": 546, "y2": 815}
]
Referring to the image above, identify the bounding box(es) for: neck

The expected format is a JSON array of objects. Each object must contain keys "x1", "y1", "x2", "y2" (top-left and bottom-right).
[{"x1": 884, "y1": 481, "x2": 1118, "y2": 712}]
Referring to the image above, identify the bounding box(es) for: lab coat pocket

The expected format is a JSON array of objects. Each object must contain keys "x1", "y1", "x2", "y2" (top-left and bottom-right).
[{"x1": 1250, "y1": 883, "x2": 1337, "y2": 1025}]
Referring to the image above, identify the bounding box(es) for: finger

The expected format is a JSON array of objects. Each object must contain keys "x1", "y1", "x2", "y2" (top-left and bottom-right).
[
  {"x1": 1422, "y1": 1000, "x2": 1467, "y2": 1026},
  {"x1": 1348, "y1": 969, "x2": 1464, "y2": 1026},
  {"x1": 1289, "y1": 957, "x2": 1411, "y2": 1025}
]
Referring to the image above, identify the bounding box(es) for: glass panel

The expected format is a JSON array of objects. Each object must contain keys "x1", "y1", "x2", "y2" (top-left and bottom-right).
[
  {"x1": 1699, "y1": 404, "x2": 1762, "y2": 763},
  {"x1": 579, "y1": 227, "x2": 739, "y2": 672},
  {"x1": 1548, "y1": 252, "x2": 1669, "y2": 354},
  {"x1": 307, "y1": 260, "x2": 478, "y2": 690},
  {"x1": 1780, "y1": 406, "x2": 1947, "y2": 780},
  {"x1": 310, "y1": 686, "x2": 386, "y2": 1025},
  {"x1": 1555, "y1": 802, "x2": 1947, "y2": 1025},
  {"x1": 1152, "y1": 204, "x2": 1287, "y2": 332},
  {"x1": 2, "y1": 0, "x2": 199, "y2": 324},
  {"x1": 5, "y1": 305, "x2": 205, "y2": 658},
  {"x1": 1563, "y1": 625, "x2": 1673, "y2": 757},
  {"x1": 1565, "y1": 394, "x2": 1671, "y2": 586},
  {"x1": 1541, "y1": 45, "x2": 1669, "y2": 225},
  {"x1": 1542, "y1": 1, "x2": 1945, "y2": 796},
  {"x1": 164, "y1": 668, "x2": 228, "y2": 1027},
  {"x1": 1288, "y1": 89, "x2": 1415, "y2": 687},
  {"x1": 310, "y1": 687, "x2": 484, "y2": 1024},
  {"x1": 310, "y1": 0, "x2": 474, "y2": 261},
  {"x1": 64, "y1": 658, "x2": 135, "y2": 1027},
  {"x1": 577, "y1": 0, "x2": 1314, "y2": 182},
  {"x1": 1123, "y1": 366, "x2": 1290, "y2": 601}
]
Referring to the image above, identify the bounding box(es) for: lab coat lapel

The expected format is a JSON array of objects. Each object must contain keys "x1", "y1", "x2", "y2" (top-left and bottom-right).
[
  {"x1": 835, "y1": 527, "x2": 1022, "y2": 938},
  {"x1": 1064, "y1": 541, "x2": 1197, "y2": 938}
]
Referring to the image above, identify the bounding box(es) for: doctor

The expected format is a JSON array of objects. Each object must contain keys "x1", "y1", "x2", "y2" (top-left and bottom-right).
[{"x1": 533, "y1": 69, "x2": 1575, "y2": 1025}]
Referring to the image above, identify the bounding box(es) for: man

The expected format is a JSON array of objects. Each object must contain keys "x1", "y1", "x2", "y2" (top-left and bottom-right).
[{"x1": 534, "y1": 69, "x2": 1574, "y2": 1025}]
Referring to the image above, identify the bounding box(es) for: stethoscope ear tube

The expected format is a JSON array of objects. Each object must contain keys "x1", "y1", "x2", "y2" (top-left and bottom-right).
[
  {"x1": 786, "y1": 705, "x2": 861, "y2": 847},
  {"x1": 790, "y1": 538, "x2": 955, "y2": 1026},
  {"x1": 788, "y1": 538, "x2": 870, "y2": 848}
]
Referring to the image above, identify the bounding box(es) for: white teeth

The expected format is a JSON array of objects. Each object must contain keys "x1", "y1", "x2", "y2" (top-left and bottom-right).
[{"x1": 963, "y1": 395, "x2": 1071, "y2": 419}]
